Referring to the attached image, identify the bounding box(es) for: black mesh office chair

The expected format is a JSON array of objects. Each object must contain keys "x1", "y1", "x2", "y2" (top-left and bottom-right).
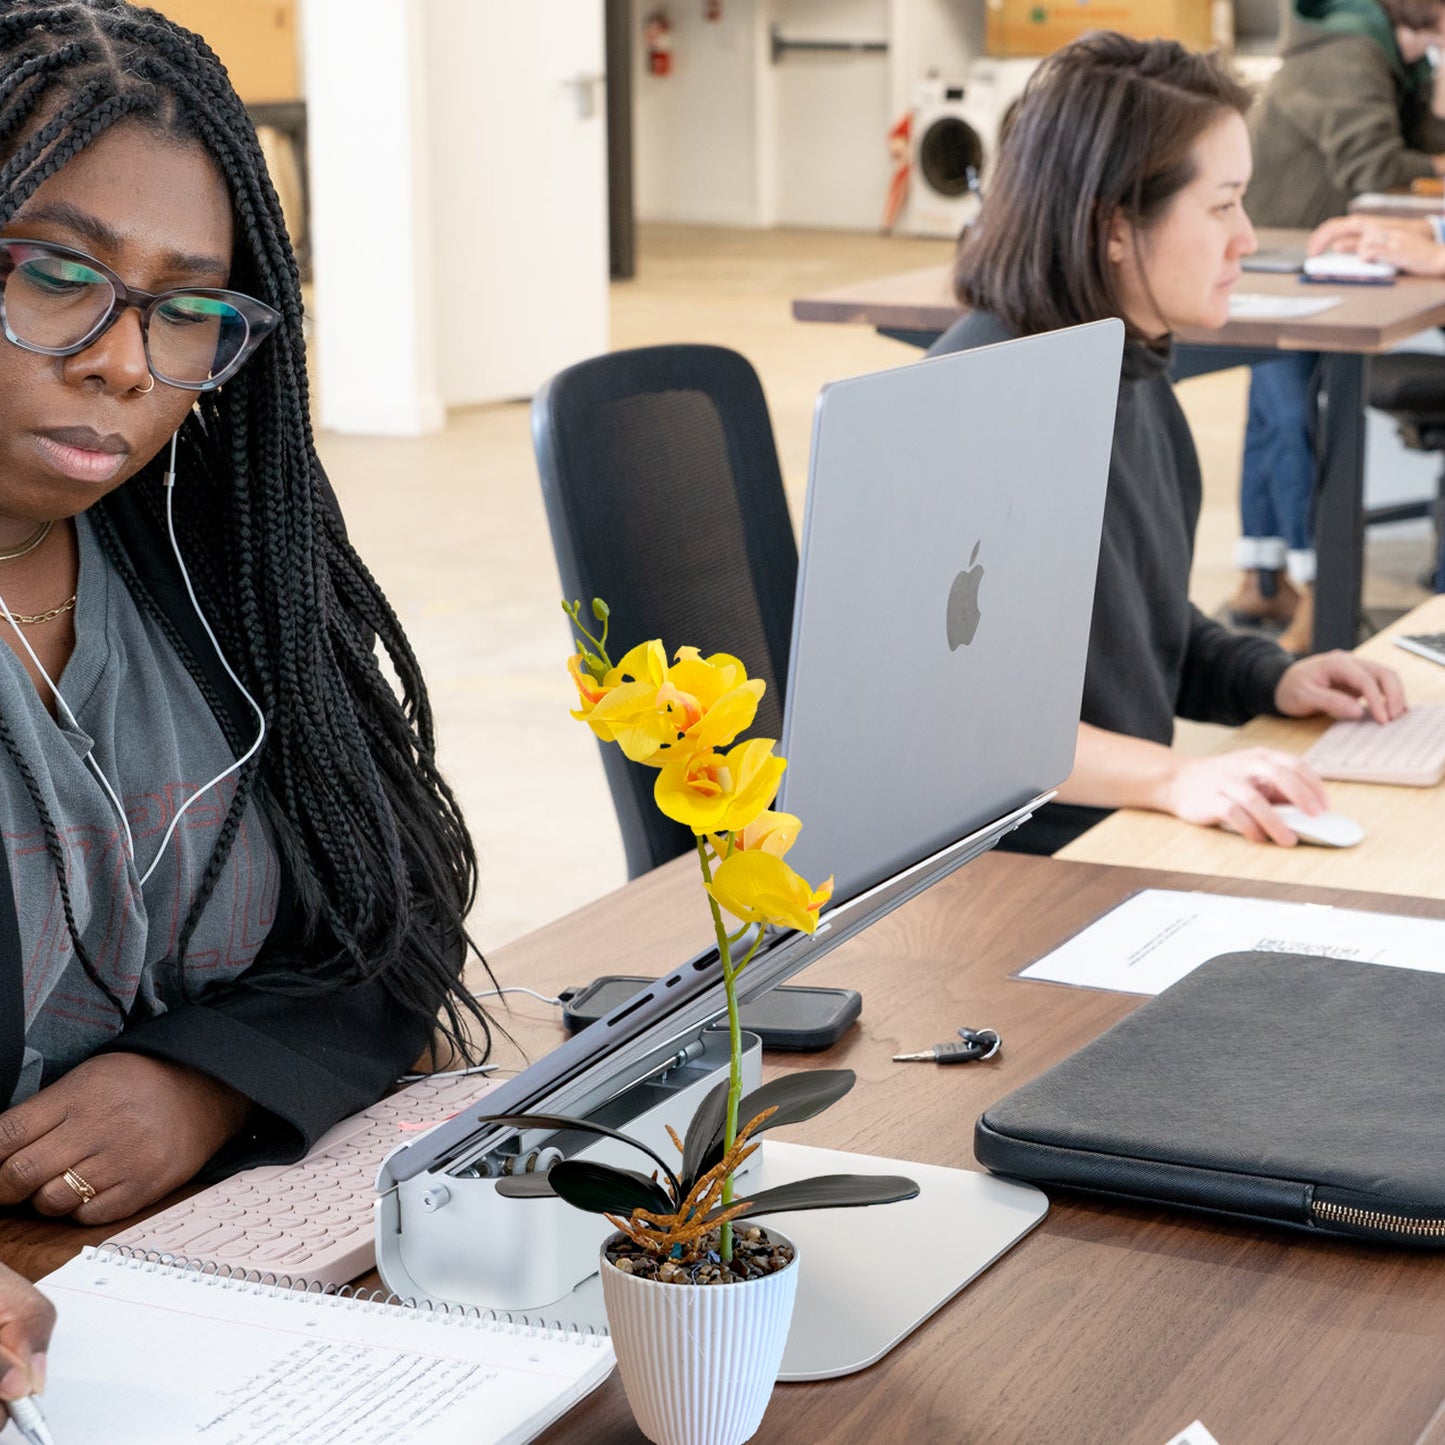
[
  {"x1": 532, "y1": 344, "x2": 799, "y2": 878},
  {"x1": 1366, "y1": 352, "x2": 1445, "y2": 590}
]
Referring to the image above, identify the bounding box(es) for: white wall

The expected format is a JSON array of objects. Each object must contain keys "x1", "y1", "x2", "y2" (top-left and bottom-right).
[
  {"x1": 634, "y1": 0, "x2": 768, "y2": 225},
  {"x1": 888, "y1": 0, "x2": 975, "y2": 105},
  {"x1": 634, "y1": 0, "x2": 987, "y2": 232}
]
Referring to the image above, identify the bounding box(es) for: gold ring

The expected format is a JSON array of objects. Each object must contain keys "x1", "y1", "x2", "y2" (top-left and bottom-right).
[{"x1": 61, "y1": 1167, "x2": 97, "y2": 1204}]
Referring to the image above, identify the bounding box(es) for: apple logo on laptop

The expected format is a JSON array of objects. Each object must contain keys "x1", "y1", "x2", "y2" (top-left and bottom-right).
[{"x1": 946, "y1": 541, "x2": 985, "y2": 650}]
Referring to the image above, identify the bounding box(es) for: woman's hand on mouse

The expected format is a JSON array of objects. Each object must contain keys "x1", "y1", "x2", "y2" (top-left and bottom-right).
[
  {"x1": 1276, "y1": 652, "x2": 1406, "y2": 724},
  {"x1": 1163, "y1": 747, "x2": 1329, "y2": 845},
  {"x1": 0, "y1": 1053, "x2": 252, "y2": 1224}
]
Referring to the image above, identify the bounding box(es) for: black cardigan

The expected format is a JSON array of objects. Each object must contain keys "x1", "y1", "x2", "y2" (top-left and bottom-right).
[{"x1": 0, "y1": 490, "x2": 438, "y2": 1173}]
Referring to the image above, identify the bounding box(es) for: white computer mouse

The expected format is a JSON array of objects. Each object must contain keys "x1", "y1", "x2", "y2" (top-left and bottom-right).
[{"x1": 1271, "y1": 804, "x2": 1365, "y2": 848}]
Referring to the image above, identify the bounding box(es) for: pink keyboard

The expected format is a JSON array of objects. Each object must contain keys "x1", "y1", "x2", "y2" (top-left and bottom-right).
[
  {"x1": 105, "y1": 1070, "x2": 500, "y2": 1287},
  {"x1": 1304, "y1": 701, "x2": 1445, "y2": 787}
]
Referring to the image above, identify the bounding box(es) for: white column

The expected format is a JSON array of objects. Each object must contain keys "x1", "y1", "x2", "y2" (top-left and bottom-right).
[{"x1": 302, "y1": 0, "x2": 445, "y2": 436}]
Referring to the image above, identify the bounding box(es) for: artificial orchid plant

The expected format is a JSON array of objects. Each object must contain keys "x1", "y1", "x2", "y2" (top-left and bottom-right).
[{"x1": 486, "y1": 600, "x2": 916, "y2": 1274}]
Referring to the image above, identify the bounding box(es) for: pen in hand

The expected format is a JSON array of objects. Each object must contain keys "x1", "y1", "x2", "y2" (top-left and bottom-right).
[{"x1": 5, "y1": 1394, "x2": 56, "y2": 1445}]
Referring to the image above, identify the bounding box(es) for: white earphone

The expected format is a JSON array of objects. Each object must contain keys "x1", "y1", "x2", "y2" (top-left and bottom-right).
[{"x1": 0, "y1": 429, "x2": 267, "y2": 888}]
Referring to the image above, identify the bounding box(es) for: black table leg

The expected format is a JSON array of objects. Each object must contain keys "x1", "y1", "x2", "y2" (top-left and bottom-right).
[{"x1": 1312, "y1": 353, "x2": 1366, "y2": 652}]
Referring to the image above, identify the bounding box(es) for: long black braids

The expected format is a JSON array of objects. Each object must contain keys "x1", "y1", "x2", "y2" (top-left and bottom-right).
[{"x1": 0, "y1": 0, "x2": 495, "y2": 1060}]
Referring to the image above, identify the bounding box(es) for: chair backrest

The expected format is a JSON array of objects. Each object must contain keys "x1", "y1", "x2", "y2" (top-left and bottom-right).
[
  {"x1": 533, "y1": 344, "x2": 799, "y2": 878},
  {"x1": 1369, "y1": 353, "x2": 1445, "y2": 442}
]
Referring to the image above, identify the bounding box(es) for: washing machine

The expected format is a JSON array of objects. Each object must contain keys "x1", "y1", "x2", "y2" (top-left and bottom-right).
[{"x1": 901, "y1": 60, "x2": 1038, "y2": 239}]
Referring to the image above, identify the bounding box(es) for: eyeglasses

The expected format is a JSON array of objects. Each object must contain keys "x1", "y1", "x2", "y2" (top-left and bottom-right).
[{"x1": 0, "y1": 238, "x2": 280, "y2": 391}]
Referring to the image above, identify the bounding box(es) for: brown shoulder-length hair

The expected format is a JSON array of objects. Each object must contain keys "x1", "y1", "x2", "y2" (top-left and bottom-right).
[{"x1": 955, "y1": 32, "x2": 1252, "y2": 338}]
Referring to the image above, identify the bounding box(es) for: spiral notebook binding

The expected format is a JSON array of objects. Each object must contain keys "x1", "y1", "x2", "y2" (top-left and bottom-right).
[{"x1": 89, "y1": 1243, "x2": 610, "y2": 1341}]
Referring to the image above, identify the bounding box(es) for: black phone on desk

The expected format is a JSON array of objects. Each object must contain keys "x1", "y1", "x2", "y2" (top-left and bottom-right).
[{"x1": 559, "y1": 975, "x2": 862, "y2": 1051}]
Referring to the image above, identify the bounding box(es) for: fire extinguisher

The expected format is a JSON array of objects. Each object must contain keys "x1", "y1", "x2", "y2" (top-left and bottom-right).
[{"x1": 644, "y1": 11, "x2": 673, "y2": 76}]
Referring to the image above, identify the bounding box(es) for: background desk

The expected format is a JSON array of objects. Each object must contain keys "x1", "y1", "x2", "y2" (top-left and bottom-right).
[
  {"x1": 1060, "y1": 593, "x2": 1445, "y2": 897},
  {"x1": 792, "y1": 231, "x2": 1445, "y2": 654},
  {"x1": 9, "y1": 852, "x2": 1445, "y2": 1443}
]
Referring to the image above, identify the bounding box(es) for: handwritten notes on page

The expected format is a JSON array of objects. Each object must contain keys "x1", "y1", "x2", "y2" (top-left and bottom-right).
[{"x1": 8, "y1": 1248, "x2": 613, "y2": 1445}]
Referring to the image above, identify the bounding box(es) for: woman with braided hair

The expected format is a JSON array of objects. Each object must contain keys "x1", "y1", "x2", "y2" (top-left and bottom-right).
[{"x1": 0, "y1": 0, "x2": 493, "y2": 1231}]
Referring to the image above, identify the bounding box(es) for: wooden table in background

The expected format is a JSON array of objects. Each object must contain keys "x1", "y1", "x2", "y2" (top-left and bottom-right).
[
  {"x1": 792, "y1": 228, "x2": 1445, "y2": 654},
  {"x1": 9, "y1": 851, "x2": 1445, "y2": 1443},
  {"x1": 1059, "y1": 594, "x2": 1445, "y2": 897}
]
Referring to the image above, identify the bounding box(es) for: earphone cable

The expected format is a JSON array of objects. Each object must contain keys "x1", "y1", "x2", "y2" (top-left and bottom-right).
[
  {"x1": 0, "y1": 431, "x2": 268, "y2": 891},
  {"x1": 136, "y1": 430, "x2": 267, "y2": 887}
]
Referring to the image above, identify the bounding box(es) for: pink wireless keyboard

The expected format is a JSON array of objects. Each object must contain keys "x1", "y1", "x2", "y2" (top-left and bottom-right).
[
  {"x1": 1303, "y1": 700, "x2": 1445, "y2": 787},
  {"x1": 105, "y1": 1070, "x2": 500, "y2": 1287}
]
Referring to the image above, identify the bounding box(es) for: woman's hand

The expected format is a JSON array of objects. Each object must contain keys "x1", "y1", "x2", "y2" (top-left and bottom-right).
[
  {"x1": 0, "y1": 1260, "x2": 54, "y2": 1423},
  {"x1": 1160, "y1": 748, "x2": 1331, "y2": 844},
  {"x1": 1061, "y1": 723, "x2": 1331, "y2": 845},
  {"x1": 1276, "y1": 651, "x2": 1406, "y2": 724},
  {"x1": 0, "y1": 1053, "x2": 252, "y2": 1225},
  {"x1": 1307, "y1": 215, "x2": 1445, "y2": 275}
]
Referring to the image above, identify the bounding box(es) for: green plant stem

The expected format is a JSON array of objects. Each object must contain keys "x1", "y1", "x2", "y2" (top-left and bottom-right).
[{"x1": 695, "y1": 835, "x2": 765, "y2": 1265}]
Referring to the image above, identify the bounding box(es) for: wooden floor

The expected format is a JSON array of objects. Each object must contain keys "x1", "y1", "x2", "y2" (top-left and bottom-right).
[{"x1": 313, "y1": 223, "x2": 1437, "y2": 960}]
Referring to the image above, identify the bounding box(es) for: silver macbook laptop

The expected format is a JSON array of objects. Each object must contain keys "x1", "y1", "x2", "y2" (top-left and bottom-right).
[
  {"x1": 383, "y1": 317, "x2": 1123, "y2": 1194},
  {"x1": 780, "y1": 319, "x2": 1123, "y2": 899}
]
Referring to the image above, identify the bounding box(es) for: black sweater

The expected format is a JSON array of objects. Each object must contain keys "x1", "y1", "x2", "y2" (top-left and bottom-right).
[{"x1": 928, "y1": 310, "x2": 1291, "y2": 852}]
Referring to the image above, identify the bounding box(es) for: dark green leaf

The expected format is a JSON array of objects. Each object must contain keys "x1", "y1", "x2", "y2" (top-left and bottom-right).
[
  {"x1": 686, "y1": 1071, "x2": 858, "y2": 1189},
  {"x1": 493, "y1": 1171, "x2": 559, "y2": 1199},
  {"x1": 469, "y1": 1112, "x2": 680, "y2": 1198},
  {"x1": 705, "y1": 1173, "x2": 919, "y2": 1224},
  {"x1": 547, "y1": 1160, "x2": 676, "y2": 1217},
  {"x1": 680, "y1": 1076, "x2": 731, "y2": 1190}
]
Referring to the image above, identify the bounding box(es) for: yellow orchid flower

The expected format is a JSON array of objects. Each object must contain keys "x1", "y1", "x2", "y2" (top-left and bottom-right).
[
  {"x1": 711, "y1": 809, "x2": 802, "y2": 861},
  {"x1": 571, "y1": 640, "x2": 677, "y2": 763},
  {"x1": 654, "y1": 737, "x2": 786, "y2": 835},
  {"x1": 705, "y1": 851, "x2": 835, "y2": 934},
  {"x1": 651, "y1": 647, "x2": 766, "y2": 765}
]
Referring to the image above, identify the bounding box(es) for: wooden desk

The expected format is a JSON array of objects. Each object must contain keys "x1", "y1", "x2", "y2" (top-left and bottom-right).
[
  {"x1": 9, "y1": 851, "x2": 1445, "y2": 1443},
  {"x1": 1059, "y1": 595, "x2": 1445, "y2": 896},
  {"x1": 792, "y1": 229, "x2": 1445, "y2": 654}
]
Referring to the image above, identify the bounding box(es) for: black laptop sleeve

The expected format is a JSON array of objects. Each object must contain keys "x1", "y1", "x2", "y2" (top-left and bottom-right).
[{"x1": 975, "y1": 951, "x2": 1445, "y2": 1246}]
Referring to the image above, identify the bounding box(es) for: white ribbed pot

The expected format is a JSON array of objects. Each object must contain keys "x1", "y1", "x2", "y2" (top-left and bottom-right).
[{"x1": 598, "y1": 1230, "x2": 799, "y2": 1445}]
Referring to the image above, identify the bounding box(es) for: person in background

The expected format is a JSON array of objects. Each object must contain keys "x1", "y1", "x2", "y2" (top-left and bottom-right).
[
  {"x1": 929, "y1": 32, "x2": 1405, "y2": 856},
  {"x1": 0, "y1": 0, "x2": 494, "y2": 1233},
  {"x1": 1233, "y1": 0, "x2": 1445, "y2": 649}
]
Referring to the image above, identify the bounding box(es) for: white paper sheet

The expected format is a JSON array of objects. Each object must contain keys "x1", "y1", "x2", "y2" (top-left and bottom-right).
[
  {"x1": 1019, "y1": 889, "x2": 1445, "y2": 995},
  {"x1": 1228, "y1": 293, "x2": 1341, "y2": 320}
]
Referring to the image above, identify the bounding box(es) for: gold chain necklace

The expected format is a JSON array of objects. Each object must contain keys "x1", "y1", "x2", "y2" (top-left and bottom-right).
[
  {"x1": 9, "y1": 592, "x2": 77, "y2": 626},
  {"x1": 0, "y1": 519, "x2": 52, "y2": 563}
]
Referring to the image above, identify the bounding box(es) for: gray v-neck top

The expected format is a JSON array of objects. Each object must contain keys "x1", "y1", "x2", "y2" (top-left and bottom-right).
[{"x1": 4, "y1": 515, "x2": 279, "y2": 1103}]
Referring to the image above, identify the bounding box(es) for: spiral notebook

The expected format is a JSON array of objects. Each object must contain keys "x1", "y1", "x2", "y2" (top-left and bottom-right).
[{"x1": 8, "y1": 1246, "x2": 614, "y2": 1445}]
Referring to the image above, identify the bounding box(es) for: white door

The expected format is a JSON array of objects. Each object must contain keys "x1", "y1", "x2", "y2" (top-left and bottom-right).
[
  {"x1": 430, "y1": 0, "x2": 610, "y2": 405},
  {"x1": 769, "y1": 0, "x2": 892, "y2": 230}
]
